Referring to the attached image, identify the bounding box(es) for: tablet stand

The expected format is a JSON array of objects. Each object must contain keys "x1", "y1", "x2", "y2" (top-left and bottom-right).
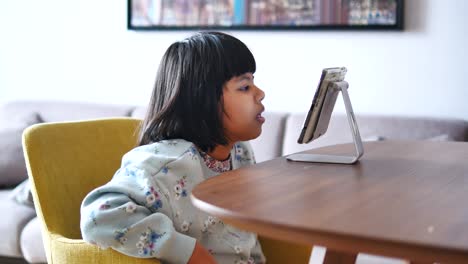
[{"x1": 287, "y1": 81, "x2": 364, "y2": 164}]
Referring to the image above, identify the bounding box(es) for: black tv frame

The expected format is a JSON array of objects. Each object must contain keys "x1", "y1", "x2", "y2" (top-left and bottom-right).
[{"x1": 127, "y1": 0, "x2": 404, "y2": 31}]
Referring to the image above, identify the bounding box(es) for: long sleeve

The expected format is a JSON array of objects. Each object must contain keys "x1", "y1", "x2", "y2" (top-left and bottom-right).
[{"x1": 80, "y1": 142, "x2": 197, "y2": 264}]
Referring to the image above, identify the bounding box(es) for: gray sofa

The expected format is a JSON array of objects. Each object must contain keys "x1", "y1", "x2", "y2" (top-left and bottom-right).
[{"x1": 1, "y1": 101, "x2": 467, "y2": 264}]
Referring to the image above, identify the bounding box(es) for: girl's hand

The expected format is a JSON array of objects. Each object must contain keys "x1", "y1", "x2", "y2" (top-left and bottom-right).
[{"x1": 188, "y1": 242, "x2": 217, "y2": 264}]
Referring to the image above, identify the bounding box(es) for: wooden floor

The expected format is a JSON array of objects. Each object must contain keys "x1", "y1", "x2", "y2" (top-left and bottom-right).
[{"x1": 309, "y1": 246, "x2": 408, "y2": 264}]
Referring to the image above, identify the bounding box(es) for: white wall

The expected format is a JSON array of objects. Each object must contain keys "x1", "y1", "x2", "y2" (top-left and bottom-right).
[{"x1": 1, "y1": 0, "x2": 467, "y2": 119}]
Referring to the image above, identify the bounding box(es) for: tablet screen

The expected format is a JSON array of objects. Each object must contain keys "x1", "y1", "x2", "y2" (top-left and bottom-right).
[{"x1": 297, "y1": 67, "x2": 347, "y2": 144}]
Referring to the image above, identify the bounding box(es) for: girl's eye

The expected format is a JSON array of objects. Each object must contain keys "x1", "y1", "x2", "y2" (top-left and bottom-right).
[{"x1": 239, "y1": 86, "x2": 249, "y2": 91}]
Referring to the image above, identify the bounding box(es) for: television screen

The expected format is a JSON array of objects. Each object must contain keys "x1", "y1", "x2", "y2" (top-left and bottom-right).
[{"x1": 128, "y1": 0, "x2": 404, "y2": 30}]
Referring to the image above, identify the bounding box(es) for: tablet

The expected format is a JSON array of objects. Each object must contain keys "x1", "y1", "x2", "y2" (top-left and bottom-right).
[{"x1": 297, "y1": 67, "x2": 347, "y2": 144}]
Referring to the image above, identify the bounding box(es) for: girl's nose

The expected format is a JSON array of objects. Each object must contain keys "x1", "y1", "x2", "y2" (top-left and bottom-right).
[{"x1": 256, "y1": 86, "x2": 265, "y2": 102}]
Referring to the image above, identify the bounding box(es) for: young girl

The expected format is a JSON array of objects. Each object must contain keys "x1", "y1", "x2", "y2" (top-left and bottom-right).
[{"x1": 80, "y1": 32, "x2": 266, "y2": 264}]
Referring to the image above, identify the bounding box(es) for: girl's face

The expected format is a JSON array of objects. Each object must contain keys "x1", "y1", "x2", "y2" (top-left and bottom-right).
[{"x1": 222, "y1": 72, "x2": 265, "y2": 143}]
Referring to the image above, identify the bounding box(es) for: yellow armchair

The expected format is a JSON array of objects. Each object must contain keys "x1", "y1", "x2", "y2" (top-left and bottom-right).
[
  {"x1": 23, "y1": 118, "x2": 156, "y2": 264},
  {"x1": 22, "y1": 118, "x2": 311, "y2": 264}
]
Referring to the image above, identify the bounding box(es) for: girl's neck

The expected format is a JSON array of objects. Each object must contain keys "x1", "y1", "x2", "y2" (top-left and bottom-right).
[{"x1": 207, "y1": 143, "x2": 234, "y2": 161}]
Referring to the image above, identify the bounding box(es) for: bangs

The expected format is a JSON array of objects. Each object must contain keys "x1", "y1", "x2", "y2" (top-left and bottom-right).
[
  {"x1": 222, "y1": 37, "x2": 256, "y2": 78},
  {"x1": 198, "y1": 32, "x2": 256, "y2": 81}
]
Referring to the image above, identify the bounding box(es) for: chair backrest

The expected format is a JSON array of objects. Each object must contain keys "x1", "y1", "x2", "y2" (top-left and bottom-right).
[{"x1": 23, "y1": 118, "x2": 141, "y2": 239}]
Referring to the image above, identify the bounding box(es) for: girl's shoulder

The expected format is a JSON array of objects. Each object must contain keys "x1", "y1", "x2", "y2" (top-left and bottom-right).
[
  {"x1": 234, "y1": 141, "x2": 253, "y2": 151},
  {"x1": 121, "y1": 139, "x2": 199, "y2": 175},
  {"x1": 134, "y1": 139, "x2": 195, "y2": 156},
  {"x1": 232, "y1": 141, "x2": 256, "y2": 165}
]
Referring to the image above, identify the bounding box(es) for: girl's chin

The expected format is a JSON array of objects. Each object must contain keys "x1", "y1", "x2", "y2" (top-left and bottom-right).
[
  {"x1": 248, "y1": 128, "x2": 263, "y2": 140},
  {"x1": 230, "y1": 125, "x2": 263, "y2": 141}
]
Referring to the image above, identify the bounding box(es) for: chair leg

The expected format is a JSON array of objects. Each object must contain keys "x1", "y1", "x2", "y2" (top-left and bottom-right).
[{"x1": 323, "y1": 249, "x2": 357, "y2": 264}]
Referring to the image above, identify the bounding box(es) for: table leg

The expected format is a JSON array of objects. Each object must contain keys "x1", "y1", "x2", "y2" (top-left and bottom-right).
[{"x1": 323, "y1": 249, "x2": 357, "y2": 264}]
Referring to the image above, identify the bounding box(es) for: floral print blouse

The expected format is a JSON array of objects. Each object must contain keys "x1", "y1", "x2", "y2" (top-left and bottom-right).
[
  {"x1": 198, "y1": 149, "x2": 232, "y2": 173},
  {"x1": 80, "y1": 139, "x2": 265, "y2": 264}
]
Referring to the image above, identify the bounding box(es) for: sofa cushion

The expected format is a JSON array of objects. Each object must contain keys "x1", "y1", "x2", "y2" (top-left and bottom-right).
[
  {"x1": 0, "y1": 101, "x2": 135, "y2": 122},
  {"x1": 426, "y1": 134, "x2": 454, "y2": 141},
  {"x1": 0, "y1": 113, "x2": 41, "y2": 187},
  {"x1": 0, "y1": 190, "x2": 36, "y2": 258},
  {"x1": 0, "y1": 128, "x2": 31, "y2": 187},
  {"x1": 130, "y1": 106, "x2": 146, "y2": 119},
  {"x1": 0, "y1": 110, "x2": 42, "y2": 131},
  {"x1": 283, "y1": 113, "x2": 468, "y2": 156},
  {"x1": 250, "y1": 112, "x2": 288, "y2": 162},
  {"x1": 20, "y1": 217, "x2": 46, "y2": 264},
  {"x1": 9, "y1": 179, "x2": 34, "y2": 207}
]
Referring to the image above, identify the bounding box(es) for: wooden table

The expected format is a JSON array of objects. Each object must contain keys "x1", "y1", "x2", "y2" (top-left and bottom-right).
[{"x1": 191, "y1": 141, "x2": 468, "y2": 264}]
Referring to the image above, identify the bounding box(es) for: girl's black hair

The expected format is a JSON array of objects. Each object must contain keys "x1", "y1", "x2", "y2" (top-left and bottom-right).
[{"x1": 138, "y1": 32, "x2": 256, "y2": 152}]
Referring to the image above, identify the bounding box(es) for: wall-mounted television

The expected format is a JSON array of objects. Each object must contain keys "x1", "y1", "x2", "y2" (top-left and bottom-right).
[{"x1": 128, "y1": 0, "x2": 404, "y2": 31}]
